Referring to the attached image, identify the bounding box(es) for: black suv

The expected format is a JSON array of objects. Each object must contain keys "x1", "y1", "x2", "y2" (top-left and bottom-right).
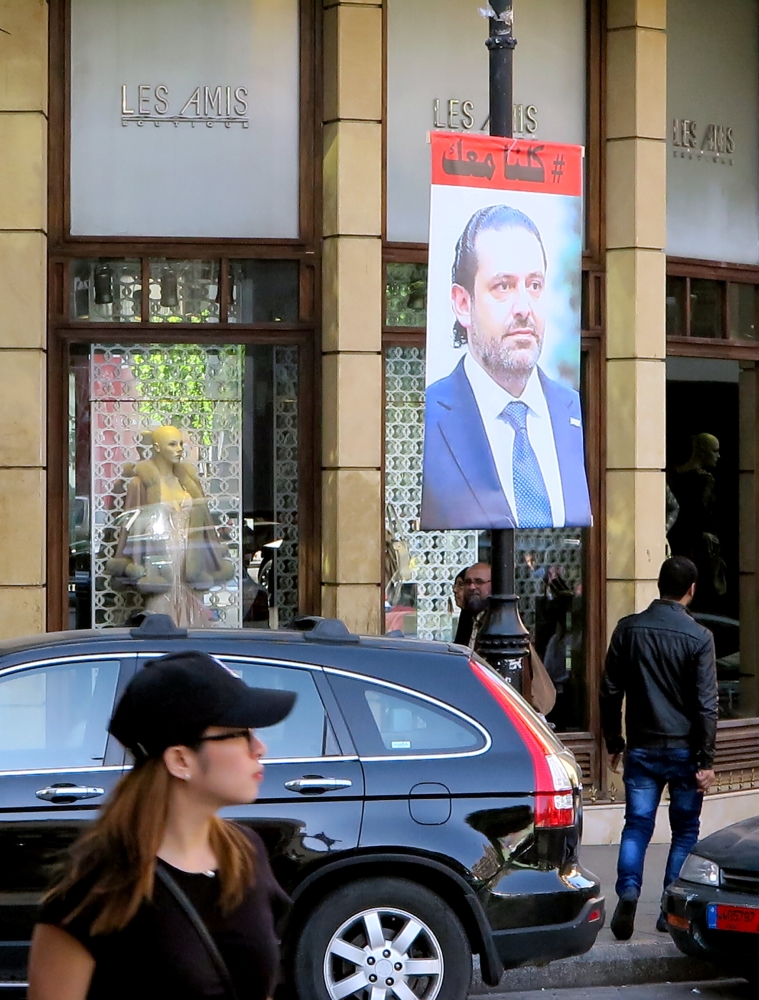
[{"x1": 0, "y1": 617, "x2": 604, "y2": 998}]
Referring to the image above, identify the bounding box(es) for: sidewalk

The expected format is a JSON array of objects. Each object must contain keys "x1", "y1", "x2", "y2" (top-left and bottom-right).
[{"x1": 471, "y1": 844, "x2": 722, "y2": 994}]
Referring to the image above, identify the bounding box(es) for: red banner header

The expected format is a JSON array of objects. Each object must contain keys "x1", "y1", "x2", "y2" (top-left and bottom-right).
[{"x1": 430, "y1": 132, "x2": 583, "y2": 197}]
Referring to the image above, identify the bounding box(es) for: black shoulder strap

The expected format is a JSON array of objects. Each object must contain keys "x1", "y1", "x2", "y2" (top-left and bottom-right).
[{"x1": 155, "y1": 865, "x2": 240, "y2": 1000}]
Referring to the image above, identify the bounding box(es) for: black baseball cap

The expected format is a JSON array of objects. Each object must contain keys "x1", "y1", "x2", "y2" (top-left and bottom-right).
[{"x1": 108, "y1": 650, "x2": 297, "y2": 761}]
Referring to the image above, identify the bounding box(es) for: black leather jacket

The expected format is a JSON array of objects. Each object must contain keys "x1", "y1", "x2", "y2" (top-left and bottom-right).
[{"x1": 600, "y1": 599, "x2": 718, "y2": 769}]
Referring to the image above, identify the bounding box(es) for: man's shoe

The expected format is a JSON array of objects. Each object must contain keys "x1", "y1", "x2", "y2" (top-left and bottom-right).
[
  {"x1": 656, "y1": 911, "x2": 669, "y2": 933},
  {"x1": 610, "y1": 896, "x2": 638, "y2": 940}
]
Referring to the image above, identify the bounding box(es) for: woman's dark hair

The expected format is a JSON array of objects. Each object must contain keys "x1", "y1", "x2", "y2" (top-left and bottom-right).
[
  {"x1": 451, "y1": 204, "x2": 547, "y2": 346},
  {"x1": 658, "y1": 556, "x2": 698, "y2": 600}
]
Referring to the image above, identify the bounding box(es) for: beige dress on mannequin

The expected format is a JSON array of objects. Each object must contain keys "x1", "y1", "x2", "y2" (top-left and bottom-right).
[{"x1": 107, "y1": 426, "x2": 235, "y2": 627}]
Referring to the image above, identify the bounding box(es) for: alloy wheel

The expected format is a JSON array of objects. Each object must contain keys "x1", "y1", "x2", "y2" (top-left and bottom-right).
[{"x1": 323, "y1": 904, "x2": 445, "y2": 1000}]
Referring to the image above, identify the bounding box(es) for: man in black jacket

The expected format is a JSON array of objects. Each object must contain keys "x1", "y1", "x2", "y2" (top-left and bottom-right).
[{"x1": 600, "y1": 556, "x2": 718, "y2": 940}]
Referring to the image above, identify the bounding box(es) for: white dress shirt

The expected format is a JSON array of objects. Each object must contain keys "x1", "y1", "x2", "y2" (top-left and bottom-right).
[{"x1": 463, "y1": 352, "x2": 565, "y2": 527}]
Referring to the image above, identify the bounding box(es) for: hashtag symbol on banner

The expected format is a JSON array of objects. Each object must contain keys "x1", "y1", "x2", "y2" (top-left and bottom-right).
[{"x1": 551, "y1": 154, "x2": 565, "y2": 182}]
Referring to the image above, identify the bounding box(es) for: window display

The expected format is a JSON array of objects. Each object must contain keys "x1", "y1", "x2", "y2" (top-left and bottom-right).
[
  {"x1": 69, "y1": 343, "x2": 300, "y2": 630},
  {"x1": 666, "y1": 356, "x2": 759, "y2": 720}
]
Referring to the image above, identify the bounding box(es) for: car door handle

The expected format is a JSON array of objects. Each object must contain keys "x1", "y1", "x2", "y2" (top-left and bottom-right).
[
  {"x1": 284, "y1": 777, "x2": 353, "y2": 794},
  {"x1": 35, "y1": 784, "x2": 105, "y2": 803}
]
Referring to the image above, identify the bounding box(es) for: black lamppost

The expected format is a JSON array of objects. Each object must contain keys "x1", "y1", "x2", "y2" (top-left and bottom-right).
[{"x1": 474, "y1": 1, "x2": 531, "y2": 692}]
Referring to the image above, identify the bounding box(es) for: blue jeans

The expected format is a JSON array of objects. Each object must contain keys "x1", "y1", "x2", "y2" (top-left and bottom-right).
[{"x1": 616, "y1": 747, "x2": 703, "y2": 899}]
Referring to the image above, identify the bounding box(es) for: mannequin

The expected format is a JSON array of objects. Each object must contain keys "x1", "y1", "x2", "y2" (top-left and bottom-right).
[
  {"x1": 107, "y1": 426, "x2": 235, "y2": 626},
  {"x1": 668, "y1": 433, "x2": 726, "y2": 604}
]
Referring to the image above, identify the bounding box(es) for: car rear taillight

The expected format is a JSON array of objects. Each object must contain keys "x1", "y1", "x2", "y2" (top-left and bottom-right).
[{"x1": 471, "y1": 658, "x2": 576, "y2": 828}]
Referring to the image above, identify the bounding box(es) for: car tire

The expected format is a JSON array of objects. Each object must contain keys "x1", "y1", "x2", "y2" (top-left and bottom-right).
[{"x1": 294, "y1": 876, "x2": 472, "y2": 1000}]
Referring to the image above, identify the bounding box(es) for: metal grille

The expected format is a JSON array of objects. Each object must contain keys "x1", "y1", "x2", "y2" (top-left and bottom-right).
[
  {"x1": 385, "y1": 346, "x2": 479, "y2": 640},
  {"x1": 90, "y1": 343, "x2": 243, "y2": 627},
  {"x1": 273, "y1": 346, "x2": 300, "y2": 626}
]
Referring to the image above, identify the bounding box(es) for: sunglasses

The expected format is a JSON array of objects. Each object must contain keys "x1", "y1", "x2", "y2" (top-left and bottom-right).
[{"x1": 195, "y1": 728, "x2": 254, "y2": 748}]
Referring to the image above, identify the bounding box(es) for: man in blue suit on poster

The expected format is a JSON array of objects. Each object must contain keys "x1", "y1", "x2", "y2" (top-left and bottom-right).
[{"x1": 421, "y1": 204, "x2": 592, "y2": 530}]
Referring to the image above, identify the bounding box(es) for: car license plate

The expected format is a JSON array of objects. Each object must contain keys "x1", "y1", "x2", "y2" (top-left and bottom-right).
[{"x1": 707, "y1": 903, "x2": 759, "y2": 933}]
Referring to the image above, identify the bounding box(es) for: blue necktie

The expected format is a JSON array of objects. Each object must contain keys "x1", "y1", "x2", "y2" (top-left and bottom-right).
[{"x1": 500, "y1": 400, "x2": 553, "y2": 527}]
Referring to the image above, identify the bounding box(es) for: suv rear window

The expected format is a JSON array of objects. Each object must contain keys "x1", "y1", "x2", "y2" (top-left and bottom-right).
[{"x1": 328, "y1": 673, "x2": 485, "y2": 757}]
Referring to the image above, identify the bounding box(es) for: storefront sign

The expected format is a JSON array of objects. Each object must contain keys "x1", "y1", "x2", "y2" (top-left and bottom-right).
[
  {"x1": 671, "y1": 117, "x2": 735, "y2": 163},
  {"x1": 667, "y1": 0, "x2": 758, "y2": 264},
  {"x1": 70, "y1": 0, "x2": 299, "y2": 239},
  {"x1": 432, "y1": 99, "x2": 538, "y2": 135},
  {"x1": 420, "y1": 133, "x2": 590, "y2": 531},
  {"x1": 121, "y1": 84, "x2": 250, "y2": 127}
]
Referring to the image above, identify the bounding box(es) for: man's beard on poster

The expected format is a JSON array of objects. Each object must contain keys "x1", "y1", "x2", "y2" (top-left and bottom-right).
[{"x1": 469, "y1": 318, "x2": 543, "y2": 381}]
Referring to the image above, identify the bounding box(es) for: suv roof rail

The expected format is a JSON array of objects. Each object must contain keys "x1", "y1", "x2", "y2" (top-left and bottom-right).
[
  {"x1": 302, "y1": 618, "x2": 360, "y2": 644},
  {"x1": 129, "y1": 613, "x2": 188, "y2": 639}
]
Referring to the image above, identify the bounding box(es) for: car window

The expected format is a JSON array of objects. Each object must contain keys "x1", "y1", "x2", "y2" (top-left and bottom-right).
[
  {"x1": 364, "y1": 688, "x2": 483, "y2": 754},
  {"x1": 229, "y1": 660, "x2": 338, "y2": 759},
  {"x1": 0, "y1": 659, "x2": 120, "y2": 771},
  {"x1": 328, "y1": 673, "x2": 485, "y2": 756}
]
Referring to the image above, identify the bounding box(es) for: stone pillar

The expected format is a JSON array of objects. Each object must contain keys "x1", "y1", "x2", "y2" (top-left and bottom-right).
[
  {"x1": 605, "y1": 0, "x2": 668, "y2": 637},
  {"x1": 321, "y1": 0, "x2": 384, "y2": 633},
  {"x1": 0, "y1": 1, "x2": 47, "y2": 637}
]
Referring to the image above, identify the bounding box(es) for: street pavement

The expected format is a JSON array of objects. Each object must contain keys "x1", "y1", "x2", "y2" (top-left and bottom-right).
[
  {"x1": 472, "y1": 981, "x2": 752, "y2": 1000},
  {"x1": 471, "y1": 844, "x2": 723, "y2": 993}
]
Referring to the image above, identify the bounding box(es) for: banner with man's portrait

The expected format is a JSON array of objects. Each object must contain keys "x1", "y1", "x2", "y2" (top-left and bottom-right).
[{"x1": 421, "y1": 132, "x2": 590, "y2": 531}]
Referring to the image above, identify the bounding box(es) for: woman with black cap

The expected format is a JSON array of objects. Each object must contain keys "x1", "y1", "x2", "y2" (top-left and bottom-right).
[{"x1": 28, "y1": 650, "x2": 296, "y2": 1000}]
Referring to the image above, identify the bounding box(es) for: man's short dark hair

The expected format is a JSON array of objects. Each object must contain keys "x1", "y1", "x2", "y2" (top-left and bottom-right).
[
  {"x1": 658, "y1": 556, "x2": 698, "y2": 600},
  {"x1": 451, "y1": 204, "x2": 547, "y2": 347}
]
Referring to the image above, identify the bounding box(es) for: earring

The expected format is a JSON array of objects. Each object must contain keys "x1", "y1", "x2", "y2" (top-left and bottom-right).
[{"x1": 183, "y1": 773, "x2": 190, "y2": 781}]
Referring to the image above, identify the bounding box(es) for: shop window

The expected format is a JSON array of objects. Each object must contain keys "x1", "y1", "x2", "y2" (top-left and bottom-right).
[
  {"x1": 666, "y1": 276, "x2": 687, "y2": 337},
  {"x1": 68, "y1": 342, "x2": 300, "y2": 631},
  {"x1": 71, "y1": 260, "x2": 142, "y2": 322},
  {"x1": 667, "y1": 275, "x2": 759, "y2": 341},
  {"x1": 148, "y1": 261, "x2": 221, "y2": 324},
  {"x1": 70, "y1": 259, "x2": 302, "y2": 326},
  {"x1": 728, "y1": 283, "x2": 757, "y2": 341},
  {"x1": 689, "y1": 279, "x2": 723, "y2": 339},
  {"x1": 666, "y1": 356, "x2": 759, "y2": 720},
  {"x1": 384, "y1": 345, "x2": 588, "y2": 732},
  {"x1": 385, "y1": 264, "x2": 428, "y2": 327},
  {"x1": 229, "y1": 261, "x2": 300, "y2": 323}
]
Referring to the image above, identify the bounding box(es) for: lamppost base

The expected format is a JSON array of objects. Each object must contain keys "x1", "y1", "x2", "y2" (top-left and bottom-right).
[{"x1": 474, "y1": 593, "x2": 530, "y2": 694}]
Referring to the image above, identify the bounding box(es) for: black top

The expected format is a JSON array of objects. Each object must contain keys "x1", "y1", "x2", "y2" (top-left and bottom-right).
[
  {"x1": 38, "y1": 827, "x2": 289, "y2": 1000},
  {"x1": 600, "y1": 599, "x2": 718, "y2": 769}
]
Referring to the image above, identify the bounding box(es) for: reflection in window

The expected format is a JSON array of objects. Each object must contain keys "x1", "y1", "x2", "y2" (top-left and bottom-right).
[
  {"x1": 728, "y1": 283, "x2": 757, "y2": 340},
  {"x1": 384, "y1": 346, "x2": 588, "y2": 732},
  {"x1": 148, "y1": 260, "x2": 220, "y2": 323},
  {"x1": 0, "y1": 660, "x2": 119, "y2": 771},
  {"x1": 68, "y1": 343, "x2": 300, "y2": 630},
  {"x1": 690, "y1": 279, "x2": 722, "y2": 339},
  {"x1": 386, "y1": 264, "x2": 428, "y2": 327},
  {"x1": 666, "y1": 275, "x2": 686, "y2": 337},
  {"x1": 666, "y1": 359, "x2": 759, "y2": 719},
  {"x1": 364, "y1": 687, "x2": 483, "y2": 753},
  {"x1": 229, "y1": 260, "x2": 299, "y2": 323},
  {"x1": 71, "y1": 259, "x2": 141, "y2": 322}
]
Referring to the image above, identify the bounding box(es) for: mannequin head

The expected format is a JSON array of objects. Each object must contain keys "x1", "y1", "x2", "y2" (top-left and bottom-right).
[
  {"x1": 690, "y1": 433, "x2": 720, "y2": 470},
  {"x1": 151, "y1": 426, "x2": 184, "y2": 468}
]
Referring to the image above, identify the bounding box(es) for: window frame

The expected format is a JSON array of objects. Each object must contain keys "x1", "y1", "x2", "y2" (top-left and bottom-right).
[
  {"x1": 667, "y1": 256, "x2": 759, "y2": 783},
  {"x1": 47, "y1": 1, "x2": 323, "y2": 633}
]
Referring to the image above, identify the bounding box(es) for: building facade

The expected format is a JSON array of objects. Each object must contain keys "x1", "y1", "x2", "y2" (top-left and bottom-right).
[{"x1": 2, "y1": 0, "x2": 759, "y2": 811}]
